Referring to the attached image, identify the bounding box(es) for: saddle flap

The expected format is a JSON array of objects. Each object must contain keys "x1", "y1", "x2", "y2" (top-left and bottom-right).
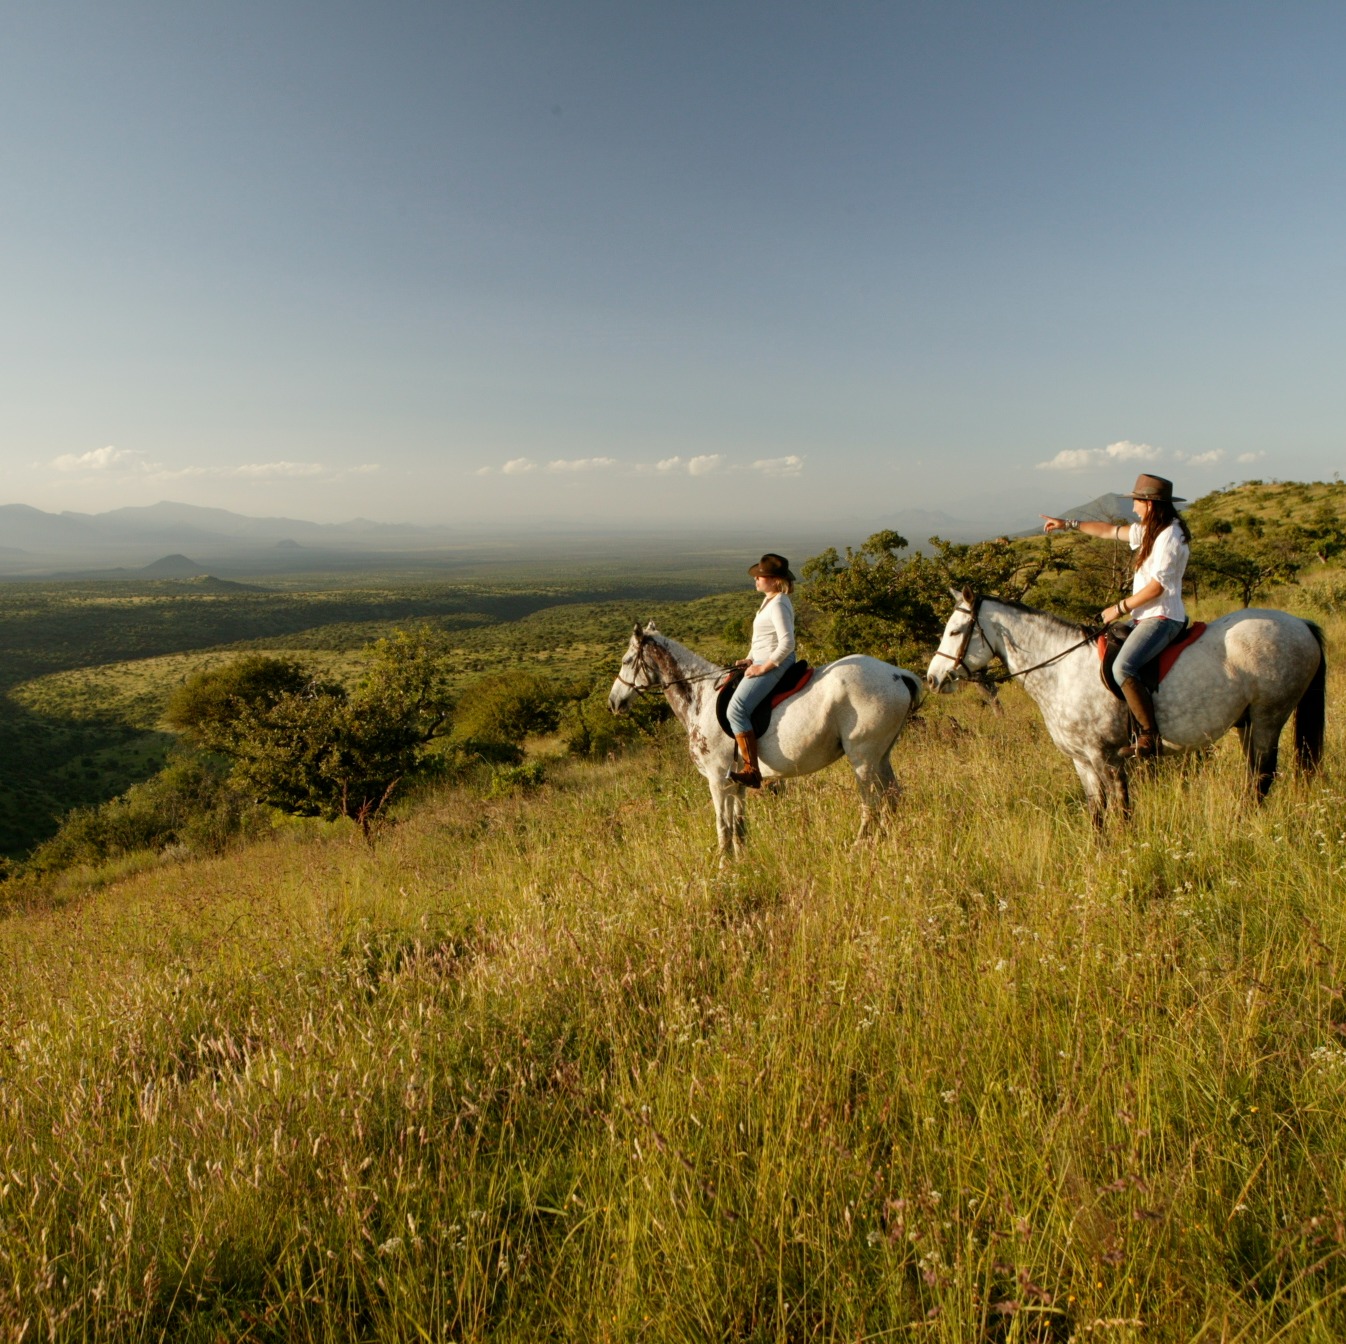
[
  {"x1": 716, "y1": 660, "x2": 812, "y2": 740},
  {"x1": 1096, "y1": 620, "x2": 1206, "y2": 700}
]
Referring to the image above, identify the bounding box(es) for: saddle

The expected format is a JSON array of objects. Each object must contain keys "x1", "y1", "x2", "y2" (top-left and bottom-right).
[
  {"x1": 1097, "y1": 621, "x2": 1207, "y2": 702},
  {"x1": 715, "y1": 661, "x2": 814, "y2": 740}
]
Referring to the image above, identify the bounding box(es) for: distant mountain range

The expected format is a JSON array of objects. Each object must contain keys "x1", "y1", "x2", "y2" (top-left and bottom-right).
[
  {"x1": 0, "y1": 501, "x2": 470, "y2": 576},
  {"x1": 0, "y1": 497, "x2": 1107, "y2": 578}
]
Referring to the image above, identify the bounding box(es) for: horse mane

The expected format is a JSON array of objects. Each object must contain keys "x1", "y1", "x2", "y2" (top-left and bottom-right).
[
  {"x1": 644, "y1": 630, "x2": 724, "y2": 676},
  {"x1": 981, "y1": 595, "x2": 1092, "y2": 638}
]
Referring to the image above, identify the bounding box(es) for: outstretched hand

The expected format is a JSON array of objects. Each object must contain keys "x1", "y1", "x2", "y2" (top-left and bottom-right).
[{"x1": 1040, "y1": 514, "x2": 1068, "y2": 533}]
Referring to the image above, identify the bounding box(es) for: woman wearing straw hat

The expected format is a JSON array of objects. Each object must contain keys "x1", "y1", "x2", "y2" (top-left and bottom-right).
[
  {"x1": 727, "y1": 553, "x2": 797, "y2": 787},
  {"x1": 1041, "y1": 473, "x2": 1192, "y2": 758}
]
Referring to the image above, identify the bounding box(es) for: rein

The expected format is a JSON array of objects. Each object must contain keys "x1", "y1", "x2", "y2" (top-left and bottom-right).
[
  {"x1": 934, "y1": 597, "x2": 1094, "y2": 684},
  {"x1": 615, "y1": 638, "x2": 728, "y2": 695}
]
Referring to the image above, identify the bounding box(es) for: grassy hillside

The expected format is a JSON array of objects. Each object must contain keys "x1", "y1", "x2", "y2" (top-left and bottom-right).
[
  {"x1": 0, "y1": 578, "x2": 747, "y2": 860},
  {"x1": 1186, "y1": 478, "x2": 1346, "y2": 534},
  {"x1": 0, "y1": 596, "x2": 1343, "y2": 1339}
]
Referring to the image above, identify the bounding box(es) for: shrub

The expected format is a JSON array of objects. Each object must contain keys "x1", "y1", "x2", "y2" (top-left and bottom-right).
[
  {"x1": 161, "y1": 629, "x2": 456, "y2": 832},
  {"x1": 563, "y1": 680, "x2": 670, "y2": 758},
  {"x1": 26, "y1": 754, "x2": 265, "y2": 874}
]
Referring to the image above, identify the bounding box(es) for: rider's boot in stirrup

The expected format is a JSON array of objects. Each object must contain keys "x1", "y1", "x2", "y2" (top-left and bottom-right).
[
  {"x1": 1118, "y1": 677, "x2": 1162, "y2": 758},
  {"x1": 728, "y1": 731, "x2": 762, "y2": 788}
]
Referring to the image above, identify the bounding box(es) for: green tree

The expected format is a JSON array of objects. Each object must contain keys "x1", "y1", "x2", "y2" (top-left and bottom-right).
[
  {"x1": 165, "y1": 629, "x2": 455, "y2": 838},
  {"x1": 165, "y1": 655, "x2": 310, "y2": 753},
  {"x1": 801, "y1": 531, "x2": 1056, "y2": 663},
  {"x1": 446, "y1": 667, "x2": 562, "y2": 753},
  {"x1": 1187, "y1": 538, "x2": 1302, "y2": 608}
]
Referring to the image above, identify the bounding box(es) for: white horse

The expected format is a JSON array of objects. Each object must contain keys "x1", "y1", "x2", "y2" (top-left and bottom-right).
[
  {"x1": 609, "y1": 622, "x2": 923, "y2": 856},
  {"x1": 926, "y1": 589, "x2": 1326, "y2": 822}
]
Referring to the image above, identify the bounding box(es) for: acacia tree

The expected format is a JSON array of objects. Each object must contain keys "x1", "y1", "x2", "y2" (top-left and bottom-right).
[
  {"x1": 801, "y1": 531, "x2": 1055, "y2": 663},
  {"x1": 167, "y1": 629, "x2": 455, "y2": 838},
  {"x1": 1187, "y1": 538, "x2": 1303, "y2": 608}
]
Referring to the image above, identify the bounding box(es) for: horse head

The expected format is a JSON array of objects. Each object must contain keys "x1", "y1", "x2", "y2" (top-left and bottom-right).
[
  {"x1": 608, "y1": 621, "x2": 661, "y2": 713},
  {"x1": 926, "y1": 588, "x2": 995, "y2": 693}
]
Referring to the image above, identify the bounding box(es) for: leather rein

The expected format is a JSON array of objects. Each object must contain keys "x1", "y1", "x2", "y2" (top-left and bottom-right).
[
  {"x1": 931, "y1": 597, "x2": 1094, "y2": 684},
  {"x1": 614, "y1": 635, "x2": 728, "y2": 695}
]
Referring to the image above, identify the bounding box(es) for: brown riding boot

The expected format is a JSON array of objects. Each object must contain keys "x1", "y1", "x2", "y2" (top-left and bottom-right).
[
  {"x1": 1119, "y1": 677, "x2": 1162, "y2": 758},
  {"x1": 728, "y1": 731, "x2": 762, "y2": 788}
]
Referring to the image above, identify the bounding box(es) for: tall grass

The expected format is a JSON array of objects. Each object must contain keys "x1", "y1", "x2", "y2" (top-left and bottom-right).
[{"x1": 1, "y1": 620, "x2": 1344, "y2": 1341}]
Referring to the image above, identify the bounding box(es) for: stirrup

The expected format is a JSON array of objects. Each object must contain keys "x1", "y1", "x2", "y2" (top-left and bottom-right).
[{"x1": 1119, "y1": 734, "x2": 1161, "y2": 759}]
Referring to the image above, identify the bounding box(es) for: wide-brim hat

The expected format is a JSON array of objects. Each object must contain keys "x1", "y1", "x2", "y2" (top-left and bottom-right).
[
  {"x1": 1121, "y1": 472, "x2": 1185, "y2": 503},
  {"x1": 749, "y1": 552, "x2": 796, "y2": 582}
]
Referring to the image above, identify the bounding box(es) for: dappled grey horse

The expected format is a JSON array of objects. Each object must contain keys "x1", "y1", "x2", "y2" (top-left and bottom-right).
[
  {"x1": 609, "y1": 622, "x2": 923, "y2": 856},
  {"x1": 926, "y1": 589, "x2": 1326, "y2": 821}
]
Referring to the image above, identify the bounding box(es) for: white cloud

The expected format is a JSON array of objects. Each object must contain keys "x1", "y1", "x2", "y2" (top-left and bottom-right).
[
  {"x1": 655, "y1": 456, "x2": 684, "y2": 473},
  {"x1": 1237, "y1": 451, "x2": 1266, "y2": 464},
  {"x1": 1036, "y1": 440, "x2": 1163, "y2": 471},
  {"x1": 688, "y1": 454, "x2": 723, "y2": 476},
  {"x1": 1105, "y1": 440, "x2": 1157, "y2": 462},
  {"x1": 1036, "y1": 448, "x2": 1104, "y2": 471},
  {"x1": 151, "y1": 460, "x2": 377, "y2": 482},
  {"x1": 502, "y1": 457, "x2": 537, "y2": 475},
  {"x1": 51, "y1": 445, "x2": 152, "y2": 473},
  {"x1": 751, "y1": 455, "x2": 804, "y2": 476},
  {"x1": 233, "y1": 461, "x2": 327, "y2": 479},
  {"x1": 475, "y1": 465, "x2": 495, "y2": 476},
  {"x1": 547, "y1": 457, "x2": 618, "y2": 472},
  {"x1": 1176, "y1": 449, "x2": 1223, "y2": 466}
]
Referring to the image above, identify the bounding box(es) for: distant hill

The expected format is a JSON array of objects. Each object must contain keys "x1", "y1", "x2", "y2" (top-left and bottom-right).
[
  {"x1": 1061, "y1": 492, "x2": 1132, "y2": 523},
  {"x1": 140, "y1": 554, "x2": 208, "y2": 578},
  {"x1": 1186, "y1": 479, "x2": 1346, "y2": 531},
  {"x1": 179, "y1": 574, "x2": 269, "y2": 593}
]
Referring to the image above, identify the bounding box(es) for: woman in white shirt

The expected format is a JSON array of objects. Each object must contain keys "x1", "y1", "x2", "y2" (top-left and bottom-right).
[
  {"x1": 727, "y1": 553, "x2": 797, "y2": 788},
  {"x1": 1041, "y1": 473, "x2": 1191, "y2": 758}
]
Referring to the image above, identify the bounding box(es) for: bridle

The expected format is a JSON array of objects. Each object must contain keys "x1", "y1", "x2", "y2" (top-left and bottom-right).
[
  {"x1": 932, "y1": 596, "x2": 1095, "y2": 684},
  {"x1": 929, "y1": 597, "x2": 989, "y2": 680},
  {"x1": 613, "y1": 632, "x2": 728, "y2": 694}
]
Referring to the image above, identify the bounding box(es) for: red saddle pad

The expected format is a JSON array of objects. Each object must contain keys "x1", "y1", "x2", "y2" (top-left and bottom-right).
[
  {"x1": 1095, "y1": 622, "x2": 1207, "y2": 683},
  {"x1": 769, "y1": 666, "x2": 813, "y2": 708}
]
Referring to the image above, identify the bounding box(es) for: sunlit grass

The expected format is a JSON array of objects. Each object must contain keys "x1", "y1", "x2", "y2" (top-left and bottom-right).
[{"x1": 0, "y1": 616, "x2": 1343, "y2": 1340}]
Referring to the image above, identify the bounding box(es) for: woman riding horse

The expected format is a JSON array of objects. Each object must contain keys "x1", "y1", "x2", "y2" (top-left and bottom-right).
[
  {"x1": 727, "y1": 553, "x2": 797, "y2": 788},
  {"x1": 1041, "y1": 473, "x2": 1191, "y2": 759}
]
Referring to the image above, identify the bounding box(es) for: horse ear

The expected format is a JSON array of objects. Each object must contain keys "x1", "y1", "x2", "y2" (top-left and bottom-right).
[
  {"x1": 632, "y1": 622, "x2": 642, "y2": 638},
  {"x1": 961, "y1": 585, "x2": 974, "y2": 604},
  {"x1": 644, "y1": 620, "x2": 659, "y2": 633},
  {"x1": 948, "y1": 586, "x2": 963, "y2": 603}
]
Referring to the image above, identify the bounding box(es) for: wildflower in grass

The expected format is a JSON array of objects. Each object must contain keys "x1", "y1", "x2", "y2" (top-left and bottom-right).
[{"x1": 1309, "y1": 1044, "x2": 1346, "y2": 1075}]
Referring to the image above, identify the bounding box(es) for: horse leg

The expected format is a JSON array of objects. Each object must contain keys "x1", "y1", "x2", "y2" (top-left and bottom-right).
[
  {"x1": 1074, "y1": 755, "x2": 1128, "y2": 827},
  {"x1": 1237, "y1": 710, "x2": 1282, "y2": 801},
  {"x1": 709, "y1": 779, "x2": 745, "y2": 860},
  {"x1": 850, "y1": 755, "x2": 899, "y2": 842}
]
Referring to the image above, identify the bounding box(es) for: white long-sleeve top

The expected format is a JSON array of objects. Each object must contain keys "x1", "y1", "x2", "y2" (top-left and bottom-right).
[
  {"x1": 749, "y1": 593, "x2": 796, "y2": 665},
  {"x1": 1128, "y1": 521, "x2": 1188, "y2": 621}
]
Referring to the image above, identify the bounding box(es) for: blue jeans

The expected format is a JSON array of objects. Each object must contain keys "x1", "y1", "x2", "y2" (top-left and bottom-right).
[
  {"x1": 1114, "y1": 617, "x2": 1183, "y2": 683},
  {"x1": 727, "y1": 653, "x2": 796, "y2": 734}
]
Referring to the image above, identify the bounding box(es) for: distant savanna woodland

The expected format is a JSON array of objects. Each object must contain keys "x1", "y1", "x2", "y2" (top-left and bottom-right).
[{"x1": 3, "y1": 479, "x2": 1346, "y2": 1341}]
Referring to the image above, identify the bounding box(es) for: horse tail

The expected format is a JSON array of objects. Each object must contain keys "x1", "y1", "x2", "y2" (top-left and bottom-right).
[
  {"x1": 896, "y1": 669, "x2": 926, "y2": 711},
  {"x1": 1294, "y1": 619, "x2": 1327, "y2": 773}
]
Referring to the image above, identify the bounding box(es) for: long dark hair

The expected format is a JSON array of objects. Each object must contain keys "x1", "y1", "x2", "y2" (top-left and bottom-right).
[{"x1": 1135, "y1": 499, "x2": 1191, "y2": 568}]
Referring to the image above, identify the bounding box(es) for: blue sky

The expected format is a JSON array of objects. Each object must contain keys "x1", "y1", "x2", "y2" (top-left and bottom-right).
[{"x1": 2, "y1": 2, "x2": 1343, "y2": 530}]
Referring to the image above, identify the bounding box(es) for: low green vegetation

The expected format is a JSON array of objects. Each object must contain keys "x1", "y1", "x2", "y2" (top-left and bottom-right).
[{"x1": 0, "y1": 578, "x2": 743, "y2": 861}]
